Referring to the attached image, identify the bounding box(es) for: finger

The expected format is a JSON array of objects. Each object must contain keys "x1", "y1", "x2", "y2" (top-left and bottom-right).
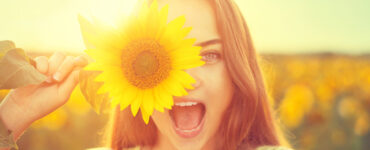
[
  {"x1": 74, "y1": 55, "x2": 89, "y2": 68},
  {"x1": 47, "y1": 52, "x2": 66, "y2": 75},
  {"x1": 53, "y1": 56, "x2": 74, "y2": 82},
  {"x1": 34, "y1": 56, "x2": 48, "y2": 74},
  {"x1": 53, "y1": 55, "x2": 89, "y2": 82},
  {"x1": 80, "y1": 53, "x2": 95, "y2": 63},
  {"x1": 58, "y1": 70, "x2": 80, "y2": 100}
]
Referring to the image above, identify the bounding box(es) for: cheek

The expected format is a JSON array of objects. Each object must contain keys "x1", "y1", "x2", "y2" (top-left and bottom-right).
[
  {"x1": 151, "y1": 110, "x2": 171, "y2": 136},
  {"x1": 203, "y1": 63, "x2": 234, "y2": 123}
]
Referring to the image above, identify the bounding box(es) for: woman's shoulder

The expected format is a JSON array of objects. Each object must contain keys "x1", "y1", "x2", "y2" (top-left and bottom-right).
[{"x1": 87, "y1": 146, "x2": 140, "y2": 150}]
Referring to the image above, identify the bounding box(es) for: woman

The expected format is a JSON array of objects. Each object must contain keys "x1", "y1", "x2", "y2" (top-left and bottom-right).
[{"x1": 0, "y1": 0, "x2": 291, "y2": 149}]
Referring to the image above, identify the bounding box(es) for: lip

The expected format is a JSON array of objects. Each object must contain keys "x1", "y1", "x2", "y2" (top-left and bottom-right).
[
  {"x1": 173, "y1": 97, "x2": 204, "y2": 104},
  {"x1": 170, "y1": 98, "x2": 206, "y2": 138}
]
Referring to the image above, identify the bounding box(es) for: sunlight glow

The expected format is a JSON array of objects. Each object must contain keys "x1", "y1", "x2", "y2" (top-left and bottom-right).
[
  {"x1": 86, "y1": 0, "x2": 137, "y2": 26},
  {"x1": 0, "y1": 0, "x2": 137, "y2": 53},
  {"x1": 0, "y1": 0, "x2": 369, "y2": 54}
]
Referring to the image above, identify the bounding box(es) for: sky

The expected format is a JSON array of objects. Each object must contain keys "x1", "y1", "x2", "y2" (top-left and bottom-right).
[{"x1": 0, "y1": 0, "x2": 369, "y2": 54}]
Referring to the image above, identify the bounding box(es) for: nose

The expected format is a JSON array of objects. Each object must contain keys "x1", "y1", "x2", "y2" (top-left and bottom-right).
[{"x1": 185, "y1": 67, "x2": 201, "y2": 90}]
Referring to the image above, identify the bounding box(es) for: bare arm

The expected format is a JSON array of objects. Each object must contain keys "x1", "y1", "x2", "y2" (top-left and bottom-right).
[{"x1": 0, "y1": 52, "x2": 88, "y2": 149}]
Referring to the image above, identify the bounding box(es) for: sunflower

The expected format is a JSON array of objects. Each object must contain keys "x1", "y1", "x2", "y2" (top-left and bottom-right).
[{"x1": 78, "y1": 0, "x2": 204, "y2": 124}]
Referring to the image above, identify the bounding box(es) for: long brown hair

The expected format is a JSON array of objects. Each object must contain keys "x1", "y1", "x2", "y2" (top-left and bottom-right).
[
  {"x1": 212, "y1": 0, "x2": 290, "y2": 149},
  {"x1": 105, "y1": 0, "x2": 289, "y2": 149}
]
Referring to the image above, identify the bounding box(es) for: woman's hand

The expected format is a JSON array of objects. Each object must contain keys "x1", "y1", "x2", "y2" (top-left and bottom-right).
[{"x1": 0, "y1": 52, "x2": 88, "y2": 140}]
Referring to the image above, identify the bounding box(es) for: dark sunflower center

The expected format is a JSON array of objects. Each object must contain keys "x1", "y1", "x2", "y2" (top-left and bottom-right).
[
  {"x1": 132, "y1": 51, "x2": 159, "y2": 77},
  {"x1": 121, "y1": 39, "x2": 171, "y2": 89}
]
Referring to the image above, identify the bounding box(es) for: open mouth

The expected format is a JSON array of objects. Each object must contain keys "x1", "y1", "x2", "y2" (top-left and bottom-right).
[{"x1": 169, "y1": 101, "x2": 206, "y2": 138}]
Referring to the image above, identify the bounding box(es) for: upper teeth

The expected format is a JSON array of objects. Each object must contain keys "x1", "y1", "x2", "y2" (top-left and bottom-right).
[{"x1": 175, "y1": 102, "x2": 198, "y2": 107}]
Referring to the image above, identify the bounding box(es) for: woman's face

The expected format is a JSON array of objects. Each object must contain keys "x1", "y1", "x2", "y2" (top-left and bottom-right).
[{"x1": 151, "y1": 0, "x2": 235, "y2": 150}]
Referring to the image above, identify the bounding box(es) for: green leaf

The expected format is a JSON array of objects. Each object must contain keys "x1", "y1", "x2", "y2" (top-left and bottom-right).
[
  {"x1": 0, "y1": 41, "x2": 16, "y2": 59},
  {"x1": 78, "y1": 16, "x2": 111, "y2": 114},
  {"x1": 0, "y1": 41, "x2": 47, "y2": 89},
  {"x1": 79, "y1": 70, "x2": 111, "y2": 114},
  {"x1": 0, "y1": 118, "x2": 18, "y2": 150}
]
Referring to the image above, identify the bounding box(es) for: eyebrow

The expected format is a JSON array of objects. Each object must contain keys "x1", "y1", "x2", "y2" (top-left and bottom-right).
[{"x1": 195, "y1": 39, "x2": 221, "y2": 47}]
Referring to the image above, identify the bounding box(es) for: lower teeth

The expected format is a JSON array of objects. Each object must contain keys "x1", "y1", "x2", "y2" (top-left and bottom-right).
[{"x1": 175, "y1": 123, "x2": 202, "y2": 132}]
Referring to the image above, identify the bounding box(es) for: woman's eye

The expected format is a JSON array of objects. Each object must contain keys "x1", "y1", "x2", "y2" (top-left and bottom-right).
[{"x1": 201, "y1": 51, "x2": 221, "y2": 64}]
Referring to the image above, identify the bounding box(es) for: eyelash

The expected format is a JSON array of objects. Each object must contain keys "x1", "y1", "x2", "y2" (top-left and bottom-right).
[{"x1": 200, "y1": 51, "x2": 221, "y2": 64}]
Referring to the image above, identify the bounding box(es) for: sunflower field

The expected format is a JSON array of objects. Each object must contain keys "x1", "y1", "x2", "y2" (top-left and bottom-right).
[
  {"x1": 261, "y1": 54, "x2": 370, "y2": 150},
  {"x1": 0, "y1": 53, "x2": 369, "y2": 150}
]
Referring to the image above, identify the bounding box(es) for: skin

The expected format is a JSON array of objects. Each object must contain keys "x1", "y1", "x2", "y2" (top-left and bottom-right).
[
  {"x1": 149, "y1": 0, "x2": 235, "y2": 150},
  {"x1": 0, "y1": 0, "x2": 234, "y2": 150},
  {"x1": 0, "y1": 52, "x2": 88, "y2": 149}
]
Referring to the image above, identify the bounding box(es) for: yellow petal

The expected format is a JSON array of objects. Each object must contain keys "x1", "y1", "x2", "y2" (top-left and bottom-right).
[
  {"x1": 85, "y1": 49, "x2": 121, "y2": 66},
  {"x1": 161, "y1": 27, "x2": 192, "y2": 51},
  {"x1": 170, "y1": 45, "x2": 203, "y2": 70},
  {"x1": 145, "y1": 0, "x2": 160, "y2": 39},
  {"x1": 154, "y1": 102, "x2": 164, "y2": 112},
  {"x1": 142, "y1": 89, "x2": 154, "y2": 116},
  {"x1": 141, "y1": 108, "x2": 150, "y2": 124},
  {"x1": 168, "y1": 74, "x2": 189, "y2": 96},
  {"x1": 162, "y1": 92, "x2": 174, "y2": 108},
  {"x1": 171, "y1": 70, "x2": 196, "y2": 90},
  {"x1": 137, "y1": 0, "x2": 149, "y2": 34},
  {"x1": 160, "y1": 75, "x2": 188, "y2": 97},
  {"x1": 173, "y1": 57, "x2": 205, "y2": 70},
  {"x1": 159, "y1": 15, "x2": 186, "y2": 50},
  {"x1": 95, "y1": 68, "x2": 125, "y2": 84},
  {"x1": 78, "y1": 15, "x2": 125, "y2": 50},
  {"x1": 153, "y1": 86, "x2": 165, "y2": 108},
  {"x1": 154, "y1": 86, "x2": 173, "y2": 109},
  {"x1": 97, "y1": 84, "x2": 111, "y2": 95},
  {"x1": 84, "y1": 63, "x2": 103, "y2": 71},
  {"x1": 131, "y1": 90, "x2": 143, "y2": 117},
  {"x1": 154, "y1": 4, "x2": 169, "y2": 40},
  {"x1": 117, "y1": 16, "x2": 141, "y2": 41},
  {"x1": 120, "y1": 86, "x2": 138, "y2": 110}
]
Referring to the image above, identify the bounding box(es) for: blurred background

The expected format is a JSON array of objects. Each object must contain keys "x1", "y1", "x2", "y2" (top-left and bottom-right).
[{"x1": 0, "y1": 0, "x2": 369, "y2": 149}]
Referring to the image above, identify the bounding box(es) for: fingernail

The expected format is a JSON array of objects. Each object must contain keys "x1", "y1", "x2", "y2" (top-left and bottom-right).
[
  {"x1": 45, "y1": 76, "x2": 53, "y2": 83},
  {"x1": 74, "y1": 56, "x2": 88, "y2": 66},
  {"x1": 53, "y1": 72, "x2": 61, "y2": 81},
  {"x1": 74, "y1": 57, "x2": 82, "y2": 62}
]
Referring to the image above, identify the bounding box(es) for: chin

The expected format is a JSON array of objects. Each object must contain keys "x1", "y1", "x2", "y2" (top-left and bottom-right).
[{"x1": 172, "y1": 140, "x2": 204, "y2": 150}]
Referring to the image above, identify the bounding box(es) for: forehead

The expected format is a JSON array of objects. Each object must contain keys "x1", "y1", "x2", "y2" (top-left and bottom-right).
[{"x1": 157, "y1": 0, "x2": 220, "y2": 43}]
